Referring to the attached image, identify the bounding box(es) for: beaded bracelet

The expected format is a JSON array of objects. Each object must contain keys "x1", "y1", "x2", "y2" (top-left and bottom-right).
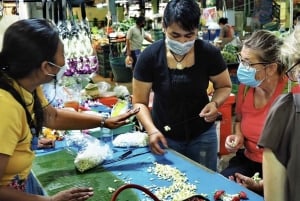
[
  {"x1": 100, "y1": 116, "x2": 108, "y2": 128},
  {"x1": 210, "y1": 101, "x2": 219, "y2": 108},
  {"x1": 148, "y1": 130, "x2": 160, "y2": 136}
]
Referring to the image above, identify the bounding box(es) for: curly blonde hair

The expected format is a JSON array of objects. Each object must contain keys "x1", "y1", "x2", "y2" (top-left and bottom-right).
[
  {"x1": 281, "y1": 25, "x2": 300, "y2": 67},
  {"x1": 243, "y1": 29, "x2": 285, "y2": 75}
]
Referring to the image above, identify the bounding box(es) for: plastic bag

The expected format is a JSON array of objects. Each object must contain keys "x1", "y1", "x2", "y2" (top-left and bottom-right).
[
  {"x1": 110, "y1": 99, "x2": 130, "y2": 117},
  {"x1": 65, "y1": 132, "x2": 113, "y2": 172},
  {"x1": 113, "y1": 131, "x2": 148, "y2": 147}
]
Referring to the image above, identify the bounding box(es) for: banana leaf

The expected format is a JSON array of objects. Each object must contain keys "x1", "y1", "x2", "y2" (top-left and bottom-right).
[{"x1": 32, "y1": 150, "x2": 139, "y2": 201}]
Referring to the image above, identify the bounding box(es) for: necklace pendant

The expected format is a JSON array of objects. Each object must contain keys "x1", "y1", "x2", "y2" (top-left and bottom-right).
[{"x1": 176, "y1": 62, "x2": 184, "y2": 70}]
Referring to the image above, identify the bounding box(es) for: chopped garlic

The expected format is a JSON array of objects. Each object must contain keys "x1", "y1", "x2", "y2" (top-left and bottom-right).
[
  {"x1": 108, "y1": 187, "x2": 115, "y2": 193},
  {"x1": 164, "y1": 126, "x2": 171, "y2": 132},
  {"x1": 252, "y1": 172, "x2": 262, "y2": 183},
  {"x1": 147, "y1": 162, "x2": 197, "y2": 201},
  {"x1": 230, "y1": 140, "x2": 236, "y2": 147}
]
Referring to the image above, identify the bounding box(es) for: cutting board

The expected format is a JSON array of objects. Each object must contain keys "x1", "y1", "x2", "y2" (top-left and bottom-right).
[{"x1": 32, "y1": 150, "x2": 139, "y2": 201}]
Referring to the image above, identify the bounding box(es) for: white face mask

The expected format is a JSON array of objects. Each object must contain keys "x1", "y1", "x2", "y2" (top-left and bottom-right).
[
  {"x1": 47, "y1": 62, "x2": 66, "y2": 81},
  {"x1": 165, "y1": 36, "x2": 195, "y2": 55}
]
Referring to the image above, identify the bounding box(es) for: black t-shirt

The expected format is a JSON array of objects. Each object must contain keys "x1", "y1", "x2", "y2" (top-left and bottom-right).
[{"x1": 134, "y1": 39, "x2": 227, "y2": 141}]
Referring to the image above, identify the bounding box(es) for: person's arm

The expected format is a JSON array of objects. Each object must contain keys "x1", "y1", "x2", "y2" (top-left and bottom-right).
[
  {"x1": 218, "y1": 27, "x2": 226, "y2": 40},
  {"x1": 263, "y1": 148, "x2": 286, "y2": 201},
  {"x1": 126, "y1": 28, "x2": 132, "y2": 57},
  {"x1": 234, "y1": 173, "x2": 263, "y2": 193},
  {"x1": 144, "y1": 33, "x2": 153, "y2": 43},
  {"x1": 132, "y1": 79, "x2": 154, "y2": 132},
  {"x1": 0, "y1": 165, "x2": 48, "y2": 201},
  {"x1": 227, "y1": 86, "x2": 245, "y2": 151},
  {"x1": 126, "y1": 38, "x2": 131, "y2": 56},
  {"x1": 224, "y1": 121, "x2": 244, "y2": 152},
  {"x1": 209, "y1": 69, "x2": 232, "y2": 108},
  {"x1": 200, "y1": 69, "x2": 231, "y2": 122},
  {"x1": 43, "y1": 105, "x2": 139, "y2": 130},
  {"x1": 132, "y1": 78, "x2": 168, "y2": 154}
]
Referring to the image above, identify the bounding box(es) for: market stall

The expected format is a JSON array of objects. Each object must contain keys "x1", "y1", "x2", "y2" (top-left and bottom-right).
[{"x1": 32, "y1": 139, "x2": 263, "y2": 201}]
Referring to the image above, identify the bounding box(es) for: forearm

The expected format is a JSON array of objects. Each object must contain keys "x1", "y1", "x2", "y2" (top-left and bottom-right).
[
  {"x1": 221, "y1": 37, "x2": 234, "y2": 45},
  {"x1": 44, "y1": 108, "x2": 102, "y2": 130},
  {"x1": 145, "y1": 35, "x2": 153, "y2": 43},
  {"x1": 126, "y1": 39, "x2": 131, "y2": 56},
  {"x1": 211, "y1": 86, "x2": 232, "y2": 108},
  {"x1": 234, "y1": 122, "x2": 243, "y2": 135},
  {"x1": 0, "y1": 187, "x2": 48, "y2": 201},
  {"x1": 134, "y1": 103, "x2": 158, "y2": 134},
  {"x1": 263, "y1": 149, "x2": 286, "y2": 201}
]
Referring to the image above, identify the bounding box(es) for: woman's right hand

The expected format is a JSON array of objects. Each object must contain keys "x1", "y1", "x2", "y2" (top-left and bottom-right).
[
  {"x1": 105, "y1": 108, "x2": 140, "y2": 129},
  {"x1": 148, "y1": 131, "x2": 168, "y2": 155},
  {"x1": 125, "y1": 56, "x2": 133, "y2": 67},
  {"x1": 225, "y1": 134, "x2": 243, "y2": 153},
  {"x1": 50, "y1": 187, "x2": 93, "y2": 201}
]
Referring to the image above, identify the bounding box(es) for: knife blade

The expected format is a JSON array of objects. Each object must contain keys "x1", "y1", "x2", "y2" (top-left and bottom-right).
[{"x1": 103, "y1": 150, "x2": 151, "y2": 165}]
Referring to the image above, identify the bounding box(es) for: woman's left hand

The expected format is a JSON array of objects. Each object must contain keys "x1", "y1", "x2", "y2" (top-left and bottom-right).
[
  {"x1": 233, "y1": 173, "x2": 263, "y2": 192},
  {"x1": 38, "y1": 138, "x2": 55, "y2": 148},
  {"x1": 199, "y1": 102, "x2": 219, "y2": 122}
]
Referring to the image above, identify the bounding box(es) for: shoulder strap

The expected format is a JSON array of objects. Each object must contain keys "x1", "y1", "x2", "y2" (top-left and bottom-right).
[
  {"x1": 242, "y1": 85, "x2": 249, "y2": 102},
  {"x1": 243, "y1": 79, "x2": 291, "y2": 102},
  {"x1": 293, "y1": 94, "x2": 300, "y2": 113}
]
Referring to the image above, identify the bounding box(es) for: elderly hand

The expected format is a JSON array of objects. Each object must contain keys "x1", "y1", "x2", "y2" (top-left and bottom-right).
[
  {"x1": 224, "y1": 134, "x2": 244, "y2": 153},
  {"x1": 49, "y1": 187, "x2": 94, "y2": 201},
  {"x1": 233, "y1": 173, "x2": 263, "y2": 193}
]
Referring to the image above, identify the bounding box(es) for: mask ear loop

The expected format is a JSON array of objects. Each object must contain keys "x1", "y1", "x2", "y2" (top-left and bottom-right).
[
  {"x1": 42, "y1": 77, "x2": 58, "y2": 108},
  {"x1": 45, "y1": 63, "x2": 58, "y2": 100}
]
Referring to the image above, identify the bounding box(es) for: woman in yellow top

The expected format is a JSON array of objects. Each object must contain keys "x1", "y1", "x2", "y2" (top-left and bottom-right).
[{"x1": 0, "y1": 19, "x2": 139, "y2": 201}]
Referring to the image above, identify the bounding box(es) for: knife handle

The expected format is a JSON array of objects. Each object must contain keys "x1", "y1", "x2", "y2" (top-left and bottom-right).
[{"x1": 120, "y1": 150, "x2": 132, "y2": 159}]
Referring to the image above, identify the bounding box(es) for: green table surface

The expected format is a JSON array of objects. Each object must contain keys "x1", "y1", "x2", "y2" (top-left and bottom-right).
[{"x1": 33, "y1": 145, "x2": 264, "y2": 201}]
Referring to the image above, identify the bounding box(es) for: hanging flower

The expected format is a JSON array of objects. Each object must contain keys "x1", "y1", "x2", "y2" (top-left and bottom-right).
[{"x1": 64, "y1": 56, "x2": 98, "y2": 76}]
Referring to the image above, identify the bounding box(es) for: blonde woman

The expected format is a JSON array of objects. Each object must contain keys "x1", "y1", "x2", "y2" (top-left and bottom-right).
[{"x1": 258, "y1": 25, "x2": 300, "y2": 201}]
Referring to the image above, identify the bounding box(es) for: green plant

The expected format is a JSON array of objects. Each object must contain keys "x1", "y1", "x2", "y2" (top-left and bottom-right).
[{"x1": 112, "y1": 18, "x2": 135, "y2": 32}]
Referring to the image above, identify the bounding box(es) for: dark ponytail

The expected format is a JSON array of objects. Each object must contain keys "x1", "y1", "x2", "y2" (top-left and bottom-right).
[{"x1": 0, "y1": 19, "x2": 60, "y2": 136}]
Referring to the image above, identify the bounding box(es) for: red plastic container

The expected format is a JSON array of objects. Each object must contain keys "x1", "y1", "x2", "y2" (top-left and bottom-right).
[
  {"x1": 97, "y1": 96, "x2": 118, "y2": 108},
  {"x1": 218, "y1": 94, "x2": 236, "y2": 156}
]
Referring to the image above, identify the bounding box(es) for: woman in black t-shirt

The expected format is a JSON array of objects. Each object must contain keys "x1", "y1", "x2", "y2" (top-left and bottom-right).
[{"x1": 132, "y1": 0, "x2": 232, "y2": 171}]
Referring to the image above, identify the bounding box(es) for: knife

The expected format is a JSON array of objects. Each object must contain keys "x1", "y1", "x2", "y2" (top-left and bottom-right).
[{"x1": 103, "y1": 150, "x2": 151, "y2": 165}]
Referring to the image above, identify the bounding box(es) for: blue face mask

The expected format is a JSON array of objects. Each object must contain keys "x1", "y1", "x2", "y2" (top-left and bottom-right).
[
  {"x1": 165, "y1": 36, "x2": 195, "y2": 55},
  {"x1": 237, "y1": 63, "x2": 263, "y2": 87}
]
